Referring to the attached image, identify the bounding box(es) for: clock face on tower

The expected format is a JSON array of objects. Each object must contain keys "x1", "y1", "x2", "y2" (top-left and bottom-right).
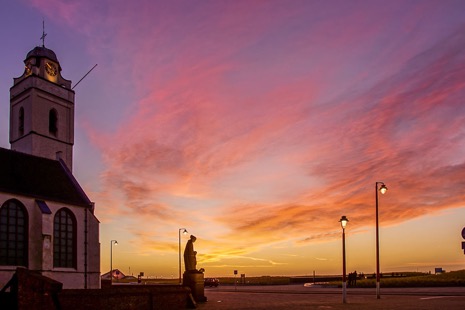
[
  {"x1": 45, "y1": 61, "x2": 58, "y2": 77},
  {"x1": 25, "y1": 62, "x2": 32, "y2": 76}
]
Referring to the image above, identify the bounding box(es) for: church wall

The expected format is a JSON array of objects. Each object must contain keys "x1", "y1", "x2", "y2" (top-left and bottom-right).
[
  {"x1": 29, "y1": 197, "x2": 45, "y2": 271},
  {"x1": 10, "y1": 77, "x2": 74, "y2": 170},
  {"x1": 31, "y1": 138, "x2": 73, "y2": 170},
  {"x1": 9, "y1": 135, "x2": 73, "y2": 171},
  {"x1": 7, "y1": 137, "x2": 33, "y2": 155},
  {"x1": 0, "y1": 193, "x2": 35, "y2": 288},
  {"x1": 9, "y1": 93, "x2": 31, "y2": 143},
  {"x1": 0, "y1": 192, "x2": 100, "y2": 289},
  {"x1": 86, "y1": 210, "x2": 101, "y2": 289},
  {"x1": 30, "y1": 91, "x2": 74, "y2": 141},
  {"x1": 30, "y1": 90, "x2": 73, "y2": 170}
]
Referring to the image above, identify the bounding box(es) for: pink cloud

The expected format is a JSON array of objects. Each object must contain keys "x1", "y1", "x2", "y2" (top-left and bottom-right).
[
  {"x1": 105, "y1": 21, "x2": 464, "y2": 245},
  {"x1": 25, "y1": 1, "x2": 465, "y2": 267}
]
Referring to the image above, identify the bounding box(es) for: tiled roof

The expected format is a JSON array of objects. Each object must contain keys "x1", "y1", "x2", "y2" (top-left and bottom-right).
[{"x1": 0, "y1": 147, "x2": 92, "y2": 207}]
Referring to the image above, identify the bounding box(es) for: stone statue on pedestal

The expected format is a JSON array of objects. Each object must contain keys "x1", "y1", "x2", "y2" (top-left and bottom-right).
[
  {"x1": 182, "y1": 235, "x2": 207, "y2": 302},
  {"x1": 183, "y1": 235, "x2": 197, "y2": 272}
]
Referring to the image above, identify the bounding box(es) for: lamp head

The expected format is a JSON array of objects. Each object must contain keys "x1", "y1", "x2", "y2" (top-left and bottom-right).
[
  {"x1": 339, "y1": 216, "x2": 349, "y2": 229},
  {"x1": 379, "y1": 184, "x2": 387, "y2": 194},
  {"x1": 182, "y1": 229, "x2": 188, "y2": 235}
]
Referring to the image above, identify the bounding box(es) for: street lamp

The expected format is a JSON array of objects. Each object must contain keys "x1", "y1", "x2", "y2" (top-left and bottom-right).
[
  {"x1": 375, "y1": 182, "x2": 387, "y2": 299},
  {"x1": 110, "y1": 240, "x2": 118, "y2": 285},
  {"x1": 340, "y1": 215, "x2": 349, "y2": 304},
  {"x1": 179, "y1": 228, "x2": 188, "y2": 285}
]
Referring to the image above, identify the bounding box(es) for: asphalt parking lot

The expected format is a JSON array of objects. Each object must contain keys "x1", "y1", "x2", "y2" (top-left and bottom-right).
[{"x1": 197, "y1": 285, "x2": 465, "y2": 309}]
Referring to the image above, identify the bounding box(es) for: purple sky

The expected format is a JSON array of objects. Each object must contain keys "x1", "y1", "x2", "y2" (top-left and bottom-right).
[{"x1": 1, "y1": 0, "x2": 465, "y2": 277}]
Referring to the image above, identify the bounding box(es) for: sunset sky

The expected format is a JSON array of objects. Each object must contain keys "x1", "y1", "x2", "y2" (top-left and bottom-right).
[{"x1": 1, "y1": 0, "x2": 465, "y2": 278}]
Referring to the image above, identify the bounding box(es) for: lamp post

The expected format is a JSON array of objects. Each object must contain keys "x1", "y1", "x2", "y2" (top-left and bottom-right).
[
  {"x1": 110, "y1": 240, "x2": 118, "y2": 285},
  {"x1": 179, "y1": 228, "x2": 188, "y2": 285},
  {"x1": 375, "y1": 182, "x2": 387, "y2": 299},
  {"x1": 340, "y1": 216, "x2": 349, "y2": 304}
]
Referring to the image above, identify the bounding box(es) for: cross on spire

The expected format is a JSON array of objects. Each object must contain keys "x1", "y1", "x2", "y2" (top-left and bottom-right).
[{"x1": 40, "y1": 20, "x2": 47, "y2": 47}]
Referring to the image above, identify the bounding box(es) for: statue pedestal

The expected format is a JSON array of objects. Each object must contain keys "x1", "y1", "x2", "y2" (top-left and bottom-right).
[{"x1": 183, "y1": 271, "x2": 207, "y2": 302}]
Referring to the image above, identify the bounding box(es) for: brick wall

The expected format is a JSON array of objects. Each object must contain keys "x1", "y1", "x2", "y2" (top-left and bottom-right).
[{"x1": 3, "y1": 268, "x2": 195, "y2": 310}]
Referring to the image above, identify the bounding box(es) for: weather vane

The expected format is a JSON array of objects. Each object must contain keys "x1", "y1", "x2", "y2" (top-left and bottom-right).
[{"x1": 40, "y1": 20, "x2": 47, "y2": 47}]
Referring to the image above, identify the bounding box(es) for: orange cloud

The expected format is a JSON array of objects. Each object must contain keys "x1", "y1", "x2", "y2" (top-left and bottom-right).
[{"x1": 25, "y1": 1, "x2": 465, "y2": 274}]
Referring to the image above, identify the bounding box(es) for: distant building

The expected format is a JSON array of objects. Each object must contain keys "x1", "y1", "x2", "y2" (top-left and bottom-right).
[
  {"x1": 101, "y1": 269, "x2": 126, "y2": 281},
  {"x1": 0, "y1": 43, "x2": 100, "y2": 289}
]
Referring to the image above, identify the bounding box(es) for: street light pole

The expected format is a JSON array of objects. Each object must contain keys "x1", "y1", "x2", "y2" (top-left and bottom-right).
[
  {"x1": 375, "y1": 182, "x2": 387, "y2": 299},
  {"x1": 179, "y1": 228, "x2": 188, "y2": 285},
  {"x1": 110, "y1": 240, "x2": 118, "y2": 285},
  {"x1": 340, "y1": 216, "x2": 349, "y2": 304}
]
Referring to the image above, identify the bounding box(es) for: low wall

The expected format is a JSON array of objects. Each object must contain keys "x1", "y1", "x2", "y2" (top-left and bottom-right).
[
  {"x1": 1, "y1": 268, "x2": 195, "y2": 310},
  {"x1": 59, "y1": 285, "x2": 194, "y2": 309}
]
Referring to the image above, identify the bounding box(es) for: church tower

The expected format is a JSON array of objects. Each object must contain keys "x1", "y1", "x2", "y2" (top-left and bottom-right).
[
  {"x1": 9, "y1": 42, "x2": 75, "y2": 170},
  {"x1": 1, "y1": 31, "x2": 100, "y2": 290}
]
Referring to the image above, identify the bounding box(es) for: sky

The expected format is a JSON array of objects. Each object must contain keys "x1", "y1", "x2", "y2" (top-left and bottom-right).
[{"x1": 1, "y1": 0, "x2": 465, "y2": 278}]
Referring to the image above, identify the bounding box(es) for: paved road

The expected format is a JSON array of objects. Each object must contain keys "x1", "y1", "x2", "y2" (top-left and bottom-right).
[{"x1": 196, "y1": 285, "x2": 465, "y2": 309}]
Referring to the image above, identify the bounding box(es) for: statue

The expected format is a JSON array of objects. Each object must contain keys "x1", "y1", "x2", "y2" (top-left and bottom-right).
[
  {"x1": 183, "y1": 235, "x2": 197, "y2": 272},
  {"x1": 182, "y1": 235, "x2": 207, "y2": 302}
]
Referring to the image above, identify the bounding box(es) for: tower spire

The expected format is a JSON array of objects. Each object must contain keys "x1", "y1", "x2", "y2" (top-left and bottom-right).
[{"x1": 40, "y1": 20, "x2": 47, "y2": 47}]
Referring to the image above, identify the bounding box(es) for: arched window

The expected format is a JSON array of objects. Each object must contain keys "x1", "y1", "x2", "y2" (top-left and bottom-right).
[
  {"x1": 49, "y1": 109, "x2": 58, "y2": 136},
  {"x1": 0, "y1": 199, "x2": 28, "y2": 267},
  {"x1": 53, "y1": 208, "x2": 76, "y2": 268},
  {"x1": 19, "y1": 107, "x2": 24, "y2": 136}
]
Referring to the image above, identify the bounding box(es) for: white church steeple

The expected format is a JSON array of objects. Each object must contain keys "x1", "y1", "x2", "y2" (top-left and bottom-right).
[{"x1": 9, "y1": 38, "x2": 75, "y2": 170}]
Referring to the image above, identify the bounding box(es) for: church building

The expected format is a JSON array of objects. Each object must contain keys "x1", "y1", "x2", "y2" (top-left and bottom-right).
[{"x1": 0, "y1": 42, "x2": 100, "y2": 289}]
